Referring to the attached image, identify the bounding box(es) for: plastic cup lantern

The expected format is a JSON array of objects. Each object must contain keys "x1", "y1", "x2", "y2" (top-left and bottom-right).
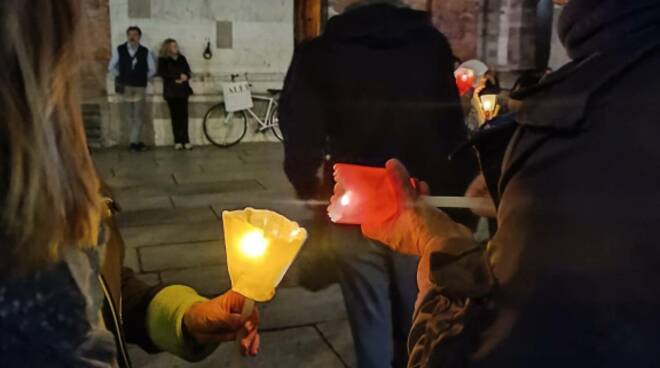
[
  {"x1": 328, "y1": 164, "x2": 410, "y2": 225},
  {"x1": 223, "y1": 208, "x2": 307, "y2": 303},
  {"x1": 454, "y1": 67, "x2": 476, "y2": 96},
  {"x1": 223, "y1": 208, "x2": 307, "y2": 367},
  {"x1": 455, "y1": 59, "x2": 489, "y2": 96},
  {"x1": 478, "y1": 84, "x2": 501, "y2": 122},
  {"x1": 328, "y1": 163, "x2": 496, "y2": 225}
]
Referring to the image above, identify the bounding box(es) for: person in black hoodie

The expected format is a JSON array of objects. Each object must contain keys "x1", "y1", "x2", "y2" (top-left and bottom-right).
[
  {"x1": 357, "y1": 0, "x2": 660, "y2": 367},
  {"x1": 279, "y1": 1, "x2": 478, "y2": 366},
  {"x1": 158, "y1": 39, "x2": 194, "y2": 150}
]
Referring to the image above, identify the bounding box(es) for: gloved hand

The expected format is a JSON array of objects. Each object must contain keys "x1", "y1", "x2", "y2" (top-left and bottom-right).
[
  {"x1": 183, "y1": 290, "x2": 260, "y2": 356},
  {"x1": 361, "y1": 159, "x2": 473, "y2": 257}
]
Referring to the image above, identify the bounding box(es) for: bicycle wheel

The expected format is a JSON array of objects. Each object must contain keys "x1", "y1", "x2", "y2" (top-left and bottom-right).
[
  {"x1": 270, "y1": 105, "x2": 284, "y2": 142},
  {"x1": 203, "y1": 103, "x2": 247, "y2": 148}
]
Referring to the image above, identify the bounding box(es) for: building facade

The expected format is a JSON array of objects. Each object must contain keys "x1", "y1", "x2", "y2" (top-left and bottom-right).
[{"x1": 81, "y1": 0, "x2": 568, "y2": 148}]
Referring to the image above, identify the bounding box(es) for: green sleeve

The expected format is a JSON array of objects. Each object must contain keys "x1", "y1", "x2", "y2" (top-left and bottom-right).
[{"x1": 146, "y1": 285, "x2": 217, "y2": 361}]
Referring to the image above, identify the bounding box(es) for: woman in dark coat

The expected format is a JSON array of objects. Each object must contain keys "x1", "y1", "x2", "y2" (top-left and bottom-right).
[{"x1": 158, "y1": 39, "x2": 194, "y2": 150}]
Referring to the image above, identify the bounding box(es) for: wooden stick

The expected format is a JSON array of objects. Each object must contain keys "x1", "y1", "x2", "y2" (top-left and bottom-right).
[
  {"x1": 293, "y1": 196, "x2": 495, "y2": 212},
  {"x1": 229, "y1": 298, "x2": 256, "y2": 368},
  {"x1": 423, "y1": 196, "x2": 495, "y2": 212}
]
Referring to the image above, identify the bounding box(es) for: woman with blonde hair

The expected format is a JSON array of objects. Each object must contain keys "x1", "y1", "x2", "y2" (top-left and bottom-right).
[
  {"x1": 0, "y1": 0, "x2": 117, "y2": 365},
  {"x1": 1, "y1": 3, "x2": 260, "y2": 366},
  {"x1": 158, "y1": 38, "x2": 194, "y2": 150}
]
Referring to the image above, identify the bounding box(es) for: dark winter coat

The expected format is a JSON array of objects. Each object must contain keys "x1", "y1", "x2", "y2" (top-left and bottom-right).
[
  {"x1": 409, "y1": 1, "x2": 660, "y2": 367},
  {"x1": 279, "y1": 4, "x2": 478, "y2": 218},
  {"x1": 158, "y1": 55, "x2": 193, "y2": 99}
]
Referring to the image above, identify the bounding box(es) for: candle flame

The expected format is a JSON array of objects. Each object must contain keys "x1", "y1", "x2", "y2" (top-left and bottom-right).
[
  {"x1": 240, "y1": 231, "x2": 269, "y2": 258},
  {"x1": 340, "y1": 192, "x2": 351, "y2": 206}
]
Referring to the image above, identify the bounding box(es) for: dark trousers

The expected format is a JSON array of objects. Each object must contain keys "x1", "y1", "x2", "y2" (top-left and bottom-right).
[{"x1": 165, "y1": 97, "x2": 190, "y2": 144}]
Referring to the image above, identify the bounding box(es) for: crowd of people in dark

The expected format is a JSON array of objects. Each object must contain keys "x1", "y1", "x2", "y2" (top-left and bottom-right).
[{"x1": 2, "y1": 0, "x2": 660, "y2": 367}]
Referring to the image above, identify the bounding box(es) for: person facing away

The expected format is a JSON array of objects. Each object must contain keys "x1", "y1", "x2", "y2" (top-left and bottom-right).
[
  {"x1": 0, "y1": 2, "x2": 260, "y2": 367},
  {"x1": 158, "y1": 38, "x2": 194, "y2": 151},
  {"x1": 279, "y1": 0, "x2": 478, "y2": 366},
  {"x1": 355, "y1": 0, "x2": 660, "y2": 367},
  {"x1": 108, "y1": 25, "x2": 156, "y2": 152}
]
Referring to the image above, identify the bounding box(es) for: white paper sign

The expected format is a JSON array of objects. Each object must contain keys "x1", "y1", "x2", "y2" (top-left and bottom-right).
[{"x1": 223, "y1": 82, "x2": 254, "y2": 112}]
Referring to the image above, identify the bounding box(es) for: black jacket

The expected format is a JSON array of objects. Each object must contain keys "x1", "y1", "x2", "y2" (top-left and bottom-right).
[
  {"x1": 409, "y1": 1, "x2": 660, "y2": 367},
  {"x1": 158, "y1": 55, "x2": 193, "y2": 99},
  {"x1": 279, "y1": 4, "x2": 478, "y2": 208}
]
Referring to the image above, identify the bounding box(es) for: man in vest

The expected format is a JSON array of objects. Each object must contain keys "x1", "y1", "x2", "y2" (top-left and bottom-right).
[{"x1": 108, "y1": 26, "x2": 156, "y2": 152}]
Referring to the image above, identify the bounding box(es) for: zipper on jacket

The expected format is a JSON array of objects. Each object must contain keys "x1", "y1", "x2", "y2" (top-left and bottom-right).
[{"x1": 99, "y1": 274, "x2": 132, "y2": 368}]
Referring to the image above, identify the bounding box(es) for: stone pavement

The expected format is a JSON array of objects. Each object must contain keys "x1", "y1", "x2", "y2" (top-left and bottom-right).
[{"x1": 92, "y1": 143, "x2": 356, "y2": 368}]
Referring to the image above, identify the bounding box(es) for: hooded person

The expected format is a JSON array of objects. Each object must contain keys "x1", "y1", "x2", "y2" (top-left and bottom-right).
[
  {"x1": 352, "y1": 0, "x2": 660, "y2": 367},
  {"x1": 279, "y1": 0, "x2": 478, "y2": 366}
]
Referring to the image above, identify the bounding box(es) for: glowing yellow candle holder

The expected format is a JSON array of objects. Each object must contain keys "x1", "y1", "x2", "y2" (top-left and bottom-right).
[{"x1": 223, "y1": 208, "x2": 308, "y2": 302}]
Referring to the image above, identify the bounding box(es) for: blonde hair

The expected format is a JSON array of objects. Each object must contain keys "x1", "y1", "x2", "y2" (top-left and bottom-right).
[
  {"x1": 0, "y1": 0, "x2": 102, "y2": 275},
  {"x1": 159, "y1": 38, "x2": 177, "y2": 58}
]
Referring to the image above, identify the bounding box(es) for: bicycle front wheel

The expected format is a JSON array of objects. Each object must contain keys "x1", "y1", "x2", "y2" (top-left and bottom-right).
[
  {"x1": 270, "y1": 105, "x2": 284, "y2": 142},
  {"x1": 203, "y1": 104, "x2": 248, "y2": 148}
]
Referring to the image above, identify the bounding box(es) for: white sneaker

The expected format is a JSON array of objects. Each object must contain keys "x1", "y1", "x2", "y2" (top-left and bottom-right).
[
  {"x1": 184, "y1": 143, "x2": 194, "y2": 150},
  {"x1": 174, "y1": 143, "x2": 183, "y2": 150}
]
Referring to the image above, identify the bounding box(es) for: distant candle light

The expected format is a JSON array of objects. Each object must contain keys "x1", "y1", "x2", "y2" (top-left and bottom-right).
[{"x1": 240, "y1": 231, "x2": 269, "y2": 258}]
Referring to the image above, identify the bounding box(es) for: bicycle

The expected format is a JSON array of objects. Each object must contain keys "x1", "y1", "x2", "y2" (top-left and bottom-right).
[{"x1": 203, "y1": 73, "x2": 283, "y2": 148}]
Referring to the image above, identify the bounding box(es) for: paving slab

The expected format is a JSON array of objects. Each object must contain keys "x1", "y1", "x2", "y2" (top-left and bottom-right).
[
  {"x1": 106, "y1": 174, "x2": 177, "y2": 189},
  {"x1": 124, "y1": 247, "x2": 141, "y2": 272},
  {"x1": 160, "y1": 265, "x2": 231, "y2": 297},
  {"x1": 260, "y1": 285, "x2": 347, "y2": 330},
  {"x1": 117, "y1": 207, "x2": 218, "y2": 228},
  {"x1": 121, "y1": 221, "x2": 222, "y2": 248},
  {"x1": 113, "y1": 164, "x2": 204, "y2": 178},
  {"x1": 139, "y1": 241, "x2": 226, "y2": 272},
  {"x1": 115, "y1": 180, "x2": 265, "y2": 199},
  {"x1": 128, "y1": 326, "x2": 345, "y2": 368},
  {"x1": 114, "y1": 195, "x2": 174, "y2": 212},
  {"x1": 317, "y1": 320, "x2": 357, "y2": 368},
  {"x1": 135, "y1": 273, "x2": 161, "y2": 286}
]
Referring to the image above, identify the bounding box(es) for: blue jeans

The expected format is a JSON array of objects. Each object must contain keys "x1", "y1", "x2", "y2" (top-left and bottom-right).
[{"x1": 332, "y1": 225, "x2": 419, "y2": 368}]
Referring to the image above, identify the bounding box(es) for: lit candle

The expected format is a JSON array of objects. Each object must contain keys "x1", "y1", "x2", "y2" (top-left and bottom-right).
[
  {"x1": 340, "y1": 192, "x2": 351, "y2": 206},
  {"x1": 223, "y1": 208, "x2": 307, "y2": 367},
  {"x1": 239, "y1": 231, "x2": 269, "y2": 258}
]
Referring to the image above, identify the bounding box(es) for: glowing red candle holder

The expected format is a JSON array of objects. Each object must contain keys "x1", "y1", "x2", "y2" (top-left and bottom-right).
[
  {"x1": 455, "y1": 68, "x2": 476, "y2": 96},
  {"x1": 328, "y1": 164, "x2": 403, "y2": 225},
  {"x1": 328, "y1": 163, "x2": 497, "y2": 225}
]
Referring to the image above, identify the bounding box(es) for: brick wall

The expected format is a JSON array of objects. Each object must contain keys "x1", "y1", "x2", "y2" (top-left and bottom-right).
[
  {"x1": 429, "y1": 0, "x2": 480, "y2": 61},
  {"x1": 79, "y1": 0, "x2": 112, "y2": 100}
]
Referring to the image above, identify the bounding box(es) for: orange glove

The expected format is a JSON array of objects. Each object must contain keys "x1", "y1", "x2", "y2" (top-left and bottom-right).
[
  {"x1": 183, "y1": 290, "x2": 260, "y2": 356},
  {"x1": 361, "y1": 159, "x2": 473, "y2": 257},
  {"x1": 361, "y1": 159, "x2": 475, "y2": 307}
]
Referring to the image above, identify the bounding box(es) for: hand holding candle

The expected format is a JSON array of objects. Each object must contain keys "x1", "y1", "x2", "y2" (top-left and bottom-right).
[
  {"x1": 222, "y1": 208, "x2": 307, "y2": 367},
  {"x1": 328, "y1": 163, "x2": 495, "y2": 226},
  {"x1": 335, "y1": 160, "x2": 473, "y2": 257}
]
